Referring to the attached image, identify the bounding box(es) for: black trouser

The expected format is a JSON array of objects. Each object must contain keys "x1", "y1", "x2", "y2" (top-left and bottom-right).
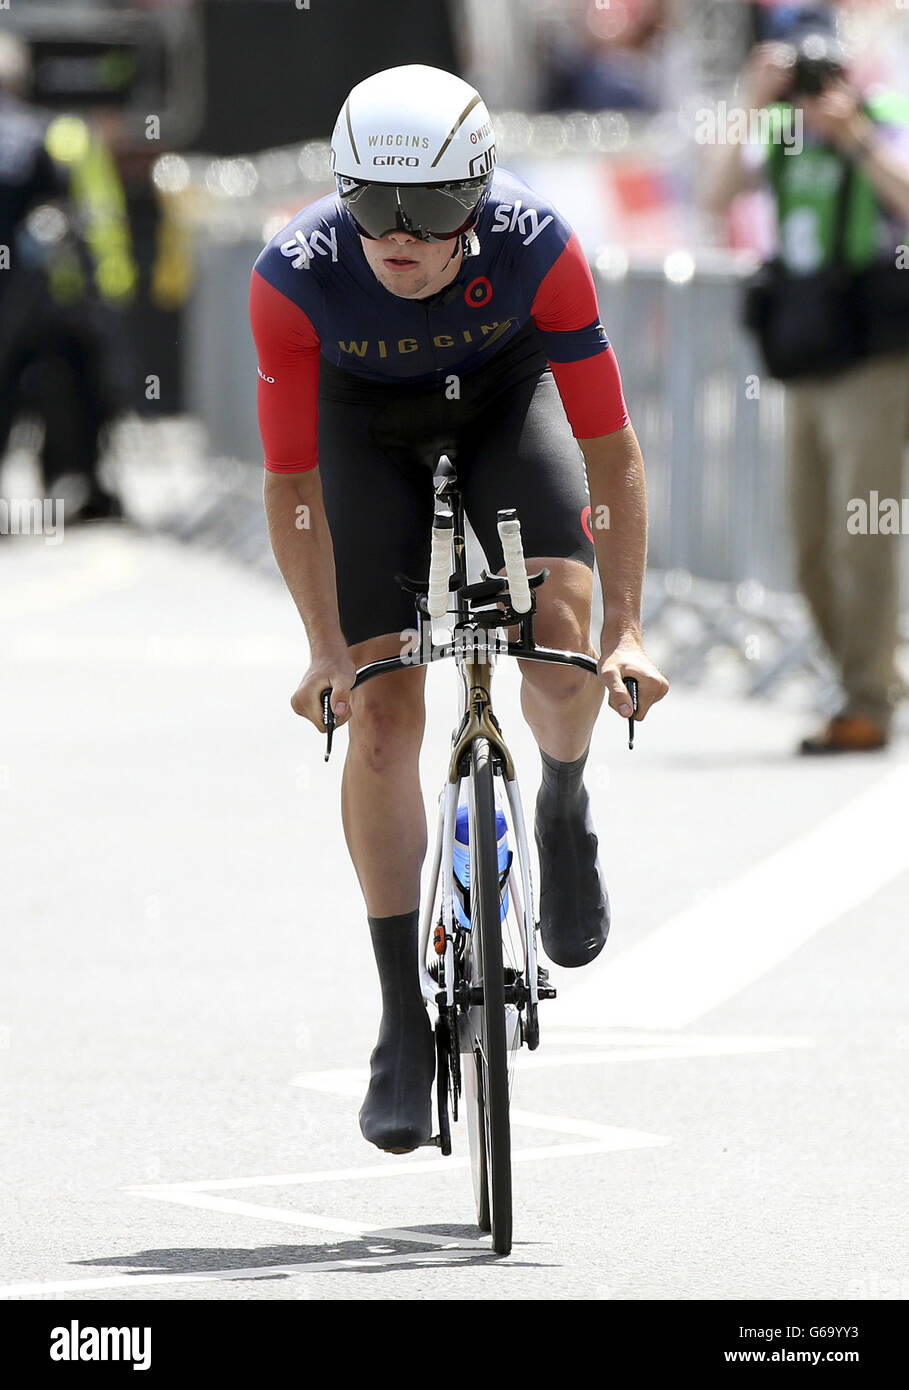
[{"x1": 0, "y1": 282, "x2": 128, "y2": 490}]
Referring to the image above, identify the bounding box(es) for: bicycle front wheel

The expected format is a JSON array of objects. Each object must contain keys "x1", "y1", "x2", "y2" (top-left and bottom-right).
[{"x1": 461, "y1": 736, "x2": 512, "y2": 1256}]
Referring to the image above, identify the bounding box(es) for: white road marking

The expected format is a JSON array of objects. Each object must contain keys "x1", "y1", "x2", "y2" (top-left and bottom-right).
[
  {"x1": 509, "y1": 1109, "x2": 665, "y2": 1143},
  {"x1": 0, "y1": 1250, "x2": 481, "y2": 1300},
  {"x1": 125, "y1": 1149, "x2": 650, "y2": 1197},
  {"x1": 113, "y1": 1145, "x2": 666, "y2": 1287},
  {"x1": 556, "y1": 761, "x2": 909, "y2": 1029},
  {"x1": 128, "y1": 1159, "x2": 461, "y2": 1193},
  {"x1": 125, "y1": 1189, "x2": 487, "y2": 1249},
  {"x1": 291, "y1": 1071, "x2": 671, "y2": 1139},
  {"x1": 127, "y1": 1130, "x2": 668, "y2": 1201},
  {"x1": 105, "y1": 1097, "x2": 668, "y2": 1274},
  {"x1": 28, "y1": 940, "x2": 812, "y2": 1296},
  {"x1": 123, "y1": 1103, "x2": 667, "y2": 1204},
  {"x1": 543, "y1": 1030, "x2": 809, "y2": 1049},
  {"x1": 124, "y1": 1140, "x2": 656, "y2": 1209},
  {"x1": 291, "y1": 1032, "x2": 813, "y2": 1095},
  {"x1": 520, "y1": 1035, "x2": 815, "y2": 1068},
  {"x1": 509, "y1": 1137, "x2": 666, "y2": 1158},
  {"x1": 129, "y1": 1158, "x2": 463, "y2": 1193}
]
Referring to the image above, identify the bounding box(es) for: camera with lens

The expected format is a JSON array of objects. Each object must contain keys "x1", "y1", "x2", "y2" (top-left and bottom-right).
[{"x1": 785, "y1": 32, "x2": 846, "y2": 97}]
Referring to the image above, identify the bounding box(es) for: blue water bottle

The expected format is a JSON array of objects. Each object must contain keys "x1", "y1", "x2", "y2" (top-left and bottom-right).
[{"x1": 452, "y1": 803, "x2": 510, "y2": 929}]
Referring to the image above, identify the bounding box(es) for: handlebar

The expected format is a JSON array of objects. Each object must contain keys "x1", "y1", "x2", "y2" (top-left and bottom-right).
[
  {"x1": 321, "y1": 690, "x2": 335, "y2": 762},
  {"x1": 320, "y1": 670, "x2": 641, "y2": 762},
  {"x1": 626, "y1": 675, "x2": 639, "y2": 749}
]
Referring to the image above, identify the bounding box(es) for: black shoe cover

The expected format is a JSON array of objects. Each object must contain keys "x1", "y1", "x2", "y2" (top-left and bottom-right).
[
  {"x1": 535, "y1": 749, "x2": 610, "y2": 969},
  {"x1": 359, "y1": 911, "x2": 435, "y2": 1152},
  {"x1": 359, "y1": 1011, "x2": 435, "y2": 1153}
]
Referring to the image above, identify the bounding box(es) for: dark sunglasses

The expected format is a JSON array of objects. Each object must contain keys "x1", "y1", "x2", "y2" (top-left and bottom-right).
[{"x1": 336, "y1": 176, "x2": 489, "y2": 242}]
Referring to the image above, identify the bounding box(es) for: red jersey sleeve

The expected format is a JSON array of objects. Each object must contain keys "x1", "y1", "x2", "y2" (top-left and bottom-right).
[
  {"x1": 249, "y1": 268, "x2": 322, "y2": 473},
  {"x1": 531, "y1": 232, "x2": 629, "y2": 439}
]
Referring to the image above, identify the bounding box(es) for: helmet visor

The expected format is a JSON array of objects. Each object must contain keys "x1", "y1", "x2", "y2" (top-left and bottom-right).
[{"x1": 337, "y1": 175, "x2": 489, "y2": 242}]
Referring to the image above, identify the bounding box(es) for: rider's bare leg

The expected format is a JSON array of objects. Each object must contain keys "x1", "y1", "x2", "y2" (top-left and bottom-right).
[
  {"x1": 340, "y1": 633, "x2": 434, "y2": 1152},
  {"x1": 502, "y1": 557, "x2": 610, "y2": 968}
]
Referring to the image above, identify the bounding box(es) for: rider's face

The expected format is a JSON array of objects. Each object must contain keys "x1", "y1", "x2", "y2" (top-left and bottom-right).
[{"x1": 359, "y1": 229, "x2": 461, "y2": 299}]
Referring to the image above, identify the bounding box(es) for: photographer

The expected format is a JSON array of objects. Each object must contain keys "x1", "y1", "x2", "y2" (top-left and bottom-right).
[{"x1": 706, "y1": 6, "x2": 909, "y2": 753}]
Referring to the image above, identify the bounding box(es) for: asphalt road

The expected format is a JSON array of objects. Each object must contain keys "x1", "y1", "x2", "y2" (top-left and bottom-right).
[{"x1": 1, "y1": 524, "x2": 907, "y2": 1302}]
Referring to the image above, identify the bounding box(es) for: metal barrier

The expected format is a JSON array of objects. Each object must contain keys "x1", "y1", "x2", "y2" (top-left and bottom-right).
[{"x1": 590, "y1": 258, "x2": 792, "y2": 591}]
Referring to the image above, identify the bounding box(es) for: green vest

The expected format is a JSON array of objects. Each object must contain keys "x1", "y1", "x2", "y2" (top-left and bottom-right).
[
  {"x1": 764, "y1": 90, "x2": 909, "y2": 273},
  {"x1": 44, "y1": 114, "x2": 138, "y2": 305}
]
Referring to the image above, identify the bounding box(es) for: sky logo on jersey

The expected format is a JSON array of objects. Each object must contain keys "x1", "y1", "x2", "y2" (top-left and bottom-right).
[
  {"x1": 490, "y1": 199, "x2": 554, "y2": 247},
  {"x1": 280, "y1": 226, "x2": 339, "y2": 270}
]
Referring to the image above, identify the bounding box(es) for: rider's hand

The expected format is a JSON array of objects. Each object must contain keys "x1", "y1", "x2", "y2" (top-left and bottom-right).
[
  {"x1": 599, "y1": 633, "x2": 669, "y2": 721},
  {"x1": 291, "y1": 644, "x2": 356, "y2": 732}
]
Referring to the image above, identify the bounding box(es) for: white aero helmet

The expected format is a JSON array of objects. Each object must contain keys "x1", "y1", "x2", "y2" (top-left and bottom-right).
[{"x1": 330, "y1": 64, "x2": 496, "y2": 241}]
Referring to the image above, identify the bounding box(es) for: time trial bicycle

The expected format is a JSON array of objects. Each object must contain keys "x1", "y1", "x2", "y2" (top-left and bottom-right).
[{"x1": 321, "y1": 452, "x2": 637, "y2": 1256}]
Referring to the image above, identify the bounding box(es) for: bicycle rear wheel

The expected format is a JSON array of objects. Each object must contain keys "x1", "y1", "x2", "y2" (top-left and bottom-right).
[{"x1": 460, "y1": 736, "x2": 512, "y2": 1255}]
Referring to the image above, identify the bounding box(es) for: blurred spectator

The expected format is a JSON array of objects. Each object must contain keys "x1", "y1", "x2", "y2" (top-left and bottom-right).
[
  {"x1": 705, "y1": 4, "x2": 909, "y2": 752},
  {"x1": 540, "y1": 0, "x2": 667, "y2": 113},
  {"x1": 88, "y1": 107, "x2": 193, "y2": 417},
  {"x1": 0, "y1": 32, "x2": 135, "y2": 521}
]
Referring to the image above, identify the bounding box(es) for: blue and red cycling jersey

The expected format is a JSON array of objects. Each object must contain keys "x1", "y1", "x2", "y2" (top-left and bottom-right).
[{"x1": 249, "y1": 167, "x2": 628, "y2": 473}]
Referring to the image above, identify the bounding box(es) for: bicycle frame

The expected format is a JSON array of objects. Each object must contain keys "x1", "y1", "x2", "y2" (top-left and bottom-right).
[{"x1": 417, "y1": 644, "x2": 539, "y2": 1021}]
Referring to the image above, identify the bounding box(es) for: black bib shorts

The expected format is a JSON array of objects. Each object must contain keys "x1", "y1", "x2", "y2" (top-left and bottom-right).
[{"x1": 316, "y1": 323, "x2": 595, "y2": 648}]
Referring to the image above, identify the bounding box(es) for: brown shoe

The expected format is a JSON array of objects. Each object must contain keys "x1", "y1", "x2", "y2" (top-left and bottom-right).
[{"x1": 799, "y1": 712, "x2": 889, "y2": 754}]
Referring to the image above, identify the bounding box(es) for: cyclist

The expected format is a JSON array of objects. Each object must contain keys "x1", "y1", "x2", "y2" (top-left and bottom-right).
[{"x1": 250, "y1": 65, "x2": 668, "y2": 1154}]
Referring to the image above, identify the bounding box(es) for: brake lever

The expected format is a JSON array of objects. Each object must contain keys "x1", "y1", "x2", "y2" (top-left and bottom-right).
[
  {"x1": 626, "y1": 677, "x2": 639, "y2": 750},
  {"x1": 320, "y1": 688, "x2": 336, "y2": 762}
]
